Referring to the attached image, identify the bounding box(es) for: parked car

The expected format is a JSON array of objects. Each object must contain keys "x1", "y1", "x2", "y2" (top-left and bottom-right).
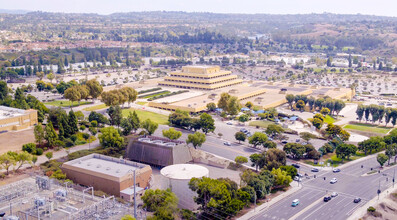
[
  {"x1": 291, "y1": 199, "x2": 300, "y2": 207},
  {"x1": 297, "y1": 173, "x2": 304, "y2": 178},
  {"x1": 240, "y1": 128, "x2": 247, "y2": 132},
  {"x1": 331, "y1": 192, "x2": 338, "y2": 197},
  {"x1": 353, "y1": 198, "x2": 361, "y2": 203},
  {"x1": 281, "y1": 140, "x2": 288, "y2": 144},
  {"x1": 333, "y1": 168, "x2": 341, "y2": 173},
  {"x1": 323, "y1": 196, "x2": 331, "y2": 202},
  {"x1": 292, "y1": 163, "x2": 300, "y2": 168},
  {"x1": 296, "y1": 138, "x2": 300, "y2": 142},
  {"x1": 223, "y1": 142, "x2": 231, "y2": 146},
  {"x1": 330, "y1": 178, "x2": 338, "y2": 184},
  {"x1": 311, "y1": 168, "x2": 319, "y2": 172},
  {"x1": 226, "y1": 122, "x2": 233, "y2": 125},
  {"x1": 293, "y1": 176, "x2": 302, "y2": 182}
]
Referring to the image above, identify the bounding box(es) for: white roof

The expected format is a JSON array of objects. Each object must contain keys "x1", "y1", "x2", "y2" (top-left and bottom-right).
[
  {"x1": 160, "y1": 164, "x2": 209, "y2": 180},
  {"x1": 120, "y1": 187, "x2": 144, "y2": 195}
]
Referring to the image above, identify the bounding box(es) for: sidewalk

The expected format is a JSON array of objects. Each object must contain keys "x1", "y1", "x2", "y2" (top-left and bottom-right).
[
  {"x1": 0, "y1": 140, "x2": 100, "y2": 173},
  {"x1": 238, "y1": 181, "x2": 302, "y2": 220}
]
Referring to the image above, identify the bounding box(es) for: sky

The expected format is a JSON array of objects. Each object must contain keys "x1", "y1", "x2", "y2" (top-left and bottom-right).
[{"x1": 1, "y1": 0, "x2": 397, "y2": 17}]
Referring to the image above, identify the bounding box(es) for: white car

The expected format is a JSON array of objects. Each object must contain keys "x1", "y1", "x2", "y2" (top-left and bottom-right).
[
  {"x1": 331, "y1": 192, "x2": 338, "y2": 197},
  {"x1": 330, "y1": 178, "x2": 338, "y2": 184},
  {"x1": 226, "y1": 122, "x2": 233, "y2": 125},
  {"x1": 223, "y1": 142, "x2": 231, "y2": 146}
]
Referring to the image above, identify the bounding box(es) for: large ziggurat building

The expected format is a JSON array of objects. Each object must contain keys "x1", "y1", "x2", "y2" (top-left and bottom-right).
[
  {"x1": 147, "y1": 65, "x2": 354, "y2": 112},
  {"x1": 158, "y1": 66, "x2": 243, "y2": 90}
]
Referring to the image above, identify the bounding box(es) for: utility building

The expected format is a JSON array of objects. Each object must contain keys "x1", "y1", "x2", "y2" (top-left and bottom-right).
[
  {"x1": 0, "y1": 106, "x2": 38, "y2": 132},
  {"x1": 62, "y1": 153, "x2": 152, "y2": 197}
]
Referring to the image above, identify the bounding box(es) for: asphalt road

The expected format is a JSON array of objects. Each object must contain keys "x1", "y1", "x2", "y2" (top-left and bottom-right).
[{"x1": 251, "y1": 156, "x2": 396, "y2": 220}]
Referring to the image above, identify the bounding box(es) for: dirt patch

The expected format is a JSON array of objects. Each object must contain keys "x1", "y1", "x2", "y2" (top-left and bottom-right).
[
  {"x1": 0, "y1": 128, "x2": 35, "y2": 154},
  {"x1": 363, "y1": 190, "x2": 397, "y2": 220}
]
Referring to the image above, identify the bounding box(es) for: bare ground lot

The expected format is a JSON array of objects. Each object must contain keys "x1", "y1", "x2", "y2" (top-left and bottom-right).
[
  {"x1": 362, "y1": 190, "x2": 397, "y2": 220},
  {"x1": 0, "y1": 128, "x2": 35, "y2": 154}
]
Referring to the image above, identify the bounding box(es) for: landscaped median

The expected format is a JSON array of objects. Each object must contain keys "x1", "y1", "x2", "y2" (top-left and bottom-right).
[
  {"x1": 45, "y1": 100, "x2": 92, "y2": 107},
  {"x1": 344, "y1": 123, "x2": 392, "y2": 135}
]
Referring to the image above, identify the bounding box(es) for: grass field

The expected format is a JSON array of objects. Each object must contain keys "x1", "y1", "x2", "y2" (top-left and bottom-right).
[
  {"x1": 122, "y1": 108, "x2": 169, "y2": 125},
  {"x1": 83, "y1": 104, "x2": 107, "y2": 111},
  {"x1": 45, "y1": 100, "x2": 92, "y2": 107},
  {"x1": 249, "y1": 120, "x2": 275, "y2": 128},
  {"x1": 136, "y1": 102, "x2": 148, "y2": 106},
  {"x1": 140, "y1": 91, "x2": 170, "y2": 99},
  {"x1": 304, "y1": 152, "x2": 363, "y2": 167},
  {"x1": 324, "y1": 115, "x2": 336, "y2": 124},
  {"x1": 344, "y1": 123, "x2": 392, "y2": 134}
]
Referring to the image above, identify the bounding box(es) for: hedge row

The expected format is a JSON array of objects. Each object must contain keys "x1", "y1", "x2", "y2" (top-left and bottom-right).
[{"x1": 138, "y1": 90, "x2": 168, "y2": 98}]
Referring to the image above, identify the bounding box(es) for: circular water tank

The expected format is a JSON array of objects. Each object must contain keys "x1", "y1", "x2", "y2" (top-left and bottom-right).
[{"x1": 160, "y1": 164, "x2": 209, "y2": 210}]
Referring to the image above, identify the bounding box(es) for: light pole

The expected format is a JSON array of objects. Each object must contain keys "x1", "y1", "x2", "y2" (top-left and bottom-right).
[{"x1": 393, "y1": 169, "x2": 395, "y2": 188}]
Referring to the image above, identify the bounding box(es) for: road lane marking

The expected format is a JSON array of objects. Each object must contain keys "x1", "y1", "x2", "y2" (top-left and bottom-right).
[{"x1": 289, "y1": 197, "x2": 324, "y2": 220}]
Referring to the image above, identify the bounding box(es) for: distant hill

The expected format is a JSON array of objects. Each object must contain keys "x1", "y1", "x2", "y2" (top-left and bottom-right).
[{"x1": 0, "y1": 9, "x2": 30, "y2": 14}]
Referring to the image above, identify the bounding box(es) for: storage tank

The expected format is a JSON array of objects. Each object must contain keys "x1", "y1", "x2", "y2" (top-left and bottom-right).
[{"x1": 160, "y1": 164, "x2": 209, "y2": 210}]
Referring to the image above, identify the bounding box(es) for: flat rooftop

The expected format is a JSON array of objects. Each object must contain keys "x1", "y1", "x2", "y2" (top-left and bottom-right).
[
  {"x1": 63, "y1": 153, "x2": 148, "y2": 178},
  {"x1": 0, "y1": 106, "x2": 26, "y2": 120}
]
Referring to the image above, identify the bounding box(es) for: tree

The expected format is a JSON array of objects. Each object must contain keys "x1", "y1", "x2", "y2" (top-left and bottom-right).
[
  {"x1": 44, "y1": 121, "x2": 58, "y2": 147},
  {"x1": 141, "y1": 119, "x2": 158, "y2": 135},
  {"x1": 34, "y1": 124, "x2": 45, "y2": 146},
  {"x1": 0, "y1": 152, "x2": 16, "y2": 175},
  {"x1": 249, "y1": 153, "x2": 266, "y2": 171},
  {"x1": 227, "y1": 96, "x2": 241, "y2": 116},
  {"x1": 0, "y1": 81, "x2": 9, "y2": 100},
  {"x1": 327, "y1": 57, "x2": 332, "y2": 67},
  {"x1": 295, "y1": 100, "x2": 305, "y2": 111},
  {"x1": 68, "y1": 110, "x2": 79, "y2": 134},
  {"x1": 235, "y1": 132, "x2": 247, "y2": 143},
  {"x1": 334, "y1": 100, "x2": 346, "y2": 116},
  {"x1": 47, "y1": 72, "x2": 55, "y2": 83},
  {"x1": 121, "y1": 215, "x2": 136, "y2": 220},
  {"x1": 99, "y1": 127, "x2": 125, "y2": 149},
  {"x1": 377, "y1": 153, "x2": 388, "y2": 167},
  {"x1": 300, "y1": 132, "x2": 316, "y2": 142},
  {"x1": 358, "y1": 136, "x2": 386, "y2": 155},
  {"x1": 311, "y1": 117, "x2": 323, "y2": 130},
  {"x1": 335, "y1": 144, "x2": 357, "y2": 161},
  {"x1": 107, "y1": 105, "x2": 122, "y2": 127},
  {"x1": 283, "y1": 143, "x2": 306, "y2": 159},
  {"x1": 162, "y1": 128, "x2": 182, "y2": 140},
  {"x1": 271, "y1": 168, "x2": 292, "y2": 188},
  {"x1": 32, "y1": 156, "x2": 38, "y2": 166},
  {"x1": 217, "y1": 92, "x2": 231, "y2": 111},
  {"x1": 86, "y1": 79, "x2": 103, "y2": 99},
  {"x1": 248, "y1": 132, "x2": 268, "y2": 148},
  {"x1": 142, "y1": 188, "x2": 178, "y2": 220},
  {"x1": 265, "y1": 124, "x2": 284, "y2": 139},
  {"x1": 206, "y1": 102, "x2": 216, "y2": 111},
  {"x1": 280, "y1": 165, "x2": 297, "y2": 178},
  {"x1": 186, "y1": 132, "x2": 206, "y2": 149},
  {"x1": 14, "y1": 151, "x2": 33, "y2": 171},
  {"x1": 64, "y1": 87, "x2": 81, "y2": 107},
  {"x1": 238, "y1": 114, "x2": 250, "y2": 123},
  {"x1": 320, "y1": 107, "x2": 330, "y2": 116},
  {"x1": 245, "y1": 101, "x2": 253, "y2": 109},
  {"x1": 235, "y1": 156, "x2": 248, "y2": 167},
  {"x1": 285, "y1": 94, "x2": 295, "y2": 109},
  {"x1": 45, "y1": 152, "x2": 53, "y2": 161},
  {"x1": 199, "y1": 113, "x2": 215, "y2": 134},
  {"x1": 325, "y1": 123, "x2": 350, "y2": 141},
  {"x1": 356, "y1": 104, "x2": 365, "y2": 122}
]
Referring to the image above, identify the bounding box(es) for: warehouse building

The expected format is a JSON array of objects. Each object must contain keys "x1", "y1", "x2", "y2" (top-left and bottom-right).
[
  {"x1": 62, "y1": 153, "x2": 152, "y2": 197},
  {"x1": 0, "y1": 105, "x2": 38, "y2": 132}
]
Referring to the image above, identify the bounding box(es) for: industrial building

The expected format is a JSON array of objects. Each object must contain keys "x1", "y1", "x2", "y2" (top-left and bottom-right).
[
  {"x1": 62, "y1": 153, "x2": 152, "y2": 197},
  {"x1": 160, "y1": 164, "x2": 209, "y2": 210},
  {"x1": 125, "y1": 136, "x2": 192, "y2": 167},
  {"x1": 0, "y1": 106, "x2": 38, "y2": 132}
]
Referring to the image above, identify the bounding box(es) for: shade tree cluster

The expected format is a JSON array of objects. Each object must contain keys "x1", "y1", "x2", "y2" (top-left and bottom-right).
[
  {"x1": 168, "y1": 110, "x2": 216, "y2": 134},
  {"x1": 285, "y1": 94, "x2": 345, "y2": 115},
  {"x1": 217, "y1": 92, "x2": 242, "y2": 116},
  {"x1": 356, "y1": 104, "x2": 397, "y2": 126},
  {"x1": 101, "y1": 87, "x2": 137, "y2": 107}
]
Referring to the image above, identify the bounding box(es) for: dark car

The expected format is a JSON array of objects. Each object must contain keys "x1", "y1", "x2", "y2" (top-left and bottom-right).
[
  {"x1": 292, "y1": 164, "x2": 300, "y2": 169},
  {"x1": 281, "y1": 140, "x2": 288, "y2": 144},
  {"x1": 323, "y1": 196, "x2": 331, "y2": 202},
  {"x1": 311, "y1": 168, "x2": 319, "y2": 172},
  {"x1": 354, "y1": 198, "x2": 361, "y2": 203}
]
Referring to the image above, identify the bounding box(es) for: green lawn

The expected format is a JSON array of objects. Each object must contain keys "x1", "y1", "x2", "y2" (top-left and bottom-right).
[
  {"x1": 136, "y1": 101, "x2": 148, "y2": 106},
  {"x1": 324, "y1": 115, "x2": 336, "y2": 124},
  {"x1": 140, "y1": 91, "x2": 170, "y2": 99},
  {"x1": 344, "y1": 123, "x2": 392, "y2": 134},
  {"x1": 122, "y1": 108, "x2": 169, "y2": 125},
  {"x1": 83, "y1": 104, "x2": 107, "y2": 111},
  {"x1": 249, "y1": 120, "x2": 275, "y2": 128},
  {"x1": 45, "y1": 100, "x2": 92, "y2": 107},
  {"x1": 305, "y1": 152, "x2": 364, "y2": 167}
]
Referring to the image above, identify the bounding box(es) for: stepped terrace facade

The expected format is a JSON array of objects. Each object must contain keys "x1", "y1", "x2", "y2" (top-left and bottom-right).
[{"x1": 158, "y1": 66, "x2": 243, "y2": 90}]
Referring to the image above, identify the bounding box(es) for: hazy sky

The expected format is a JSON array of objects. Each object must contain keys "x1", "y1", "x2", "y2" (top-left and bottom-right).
[{"x1": 2, "y1": 0, "x2": 397, "y2": 17}]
